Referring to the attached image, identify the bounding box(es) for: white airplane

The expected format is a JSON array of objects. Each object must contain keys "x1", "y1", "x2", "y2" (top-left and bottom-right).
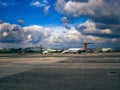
[
  {"x1": 42, "y1": 49, "x2": 57, "y2": 54},
  {"x1": 62, "y1": 43, "x2": 93, "y2": 54},
  {"x1": 62, "y1": 48, "x2": 82, "y2": 54}
]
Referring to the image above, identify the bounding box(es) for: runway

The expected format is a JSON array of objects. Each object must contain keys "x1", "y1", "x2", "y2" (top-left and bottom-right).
[{"x1": 0, "y1": 52, "x2": 120, "y2": 90}]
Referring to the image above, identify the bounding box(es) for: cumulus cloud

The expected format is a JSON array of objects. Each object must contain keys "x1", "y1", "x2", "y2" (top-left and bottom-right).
[
  {"x1": 0, "y1": 23, "x2": 81, "y2": 48},
  {"x1": 55, "y1": 0, "x2": 120, "y2": 42},
  {"x1": 26, "y1": 34, "x2": 32, "y2": 42},
  {"x1": 55, "y1": 0, "x2": 120, "y2": 43},
  {"x1": 56, "y1": 0, "x2": 94, "y2": 17},
  {"x1": 75, "y1": 20, "x2": 120, "y2": 39},
  {"x1": 0, "y1": 23, "x2": 119, "y2": 48},
  {"x1": 0, "y1": 23, "x2": 24, "y2": 43},
  {"x1": 61, "y1": 16, "x2": 71, "y2": 29},
  {"x1": 55, "y1": 0, "x2": 66, "y2": 13},
  {"x1": 47, "y1": 27, "x2": 82, "y2": 48},
  {"x1": 23, "y1": 25, "x2": 51, "y2": 44},
  {"x1": 58, "y1": 27, "x2": 110, "y2": 47},
  {"x1": 47, "y1": 26, "x2": 115, "y2": 48},
  {"x1": 0, "y1": 23, "x2": 51, "y2": 47},
  {"x1": 61, "y1": 16, "x2": 69, "y2": 24},
  {"x1": 2, "y1": 31, "x2": 9, "y2": 37},
  {"x1": 55, "y1": 0, "x2": 120, "y2": 24}
]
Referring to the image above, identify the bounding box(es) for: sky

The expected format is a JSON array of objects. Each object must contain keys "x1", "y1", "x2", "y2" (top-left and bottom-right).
[{"x1": 0, "y1": 0, "x2": 120, "y2": 49}]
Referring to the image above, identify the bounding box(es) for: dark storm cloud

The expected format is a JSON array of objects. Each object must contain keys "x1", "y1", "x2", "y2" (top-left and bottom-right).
[
  {"x1": 96, "y1": 23, "x2": 120, "y2": 31},
  {"x1": 75, "y1": 0, "x2": 89, "y2": 2},
  {"x1": 94, "y1": 23, "x2": 120, "y2": 37},
  {"x1": 90, "y1": 0, "x2": 120, "y2": 25},
  {"x1": 82, "y1": 32, "x2": 120, "y2": 38},
  {"x1": 75, "y1": 20, "x2": 120, "y2": 38},
  {"x1": 75, "y1": 25, "x2": 87, "y2": 30},
  {"x1": 93, "y1": 15, "x2": 120, "y2": 25}
]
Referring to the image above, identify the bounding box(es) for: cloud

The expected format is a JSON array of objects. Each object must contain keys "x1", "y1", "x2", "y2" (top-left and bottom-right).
[
  {"x1": 0, "y1": 23, "x2": 119, "y2": 48},
  {"x1": 23, "y1": 25, "x2": 51, "y2": 44},
  {"x1": 48, "y1": 28, "x2": 81, "y2": 43},
  {"x1": 0, "y1": 23, "x2": 24, "y2": 43},
  {"x1": 30, "y1": 1, "x2": 45, "y2": 7},
  {"x1": 61, "y1": 16, "x2": 69, "y2": 24},
  {"x1": 2, "y1": 32, "x2": 9, "y2": 37},
  {"x1": 0, "y1": 1, "x2": 15, "y2": 7},
  {"x1": 55, "y1": 0, "x2": 66, "y2": 12},
  {"x1": 43, "y1": 5, "x2": 50, "y2": 16},
  {"x1": 47, "y1": 27, "x2": 82, "y2": 48},
  {"x1": 0, "y1": 23, "x2": 51, "y2": 46},
  {"x1": 55, "y1": 0, "x2": 120, "y2": 45},
  {"x1": 30, "y1": 0, "x2": 49, "y2": 7},
  {"x1": 55, "y1": 0, "x2": 120, "y2": 24},
  {"x1": 56, "y1": 0, "x2": 94, "y2": 17},
  {"x1": 43, "y1": 0, "x2": 48, "y2": 4},
  {"x1": 47, "y1": 26, "x2": 116, "y2": 48},
  {"x1": 30, "y1": 0, "x2": 50, "y2": 16},
  {"x1": 61, "y1": 16, "x2": 71, "y2": 29},
  {"x1": 75, "y1": 20, "x2": 120, "y2": 39},
  {"x1": 26, "y1": 34, "x2": 32, "y2": 42},
  {"x1": 17, "y1": 19, "x2": 24, "y2": 24}
]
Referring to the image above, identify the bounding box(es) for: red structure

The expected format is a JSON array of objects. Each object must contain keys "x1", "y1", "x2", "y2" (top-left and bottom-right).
[{"x1": 82, "y1": 43, "x2": 93, "y2": 51}]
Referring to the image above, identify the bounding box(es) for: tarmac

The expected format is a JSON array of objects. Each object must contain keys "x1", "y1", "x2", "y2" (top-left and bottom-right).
[{"x1": 0, "y1": 52, "x2": 120, "y2": 90}]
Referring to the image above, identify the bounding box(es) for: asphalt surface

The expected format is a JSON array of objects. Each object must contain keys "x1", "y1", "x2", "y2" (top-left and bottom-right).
[{"x1": 0, "y1": 52, "x2": 120, "y2": 90}]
